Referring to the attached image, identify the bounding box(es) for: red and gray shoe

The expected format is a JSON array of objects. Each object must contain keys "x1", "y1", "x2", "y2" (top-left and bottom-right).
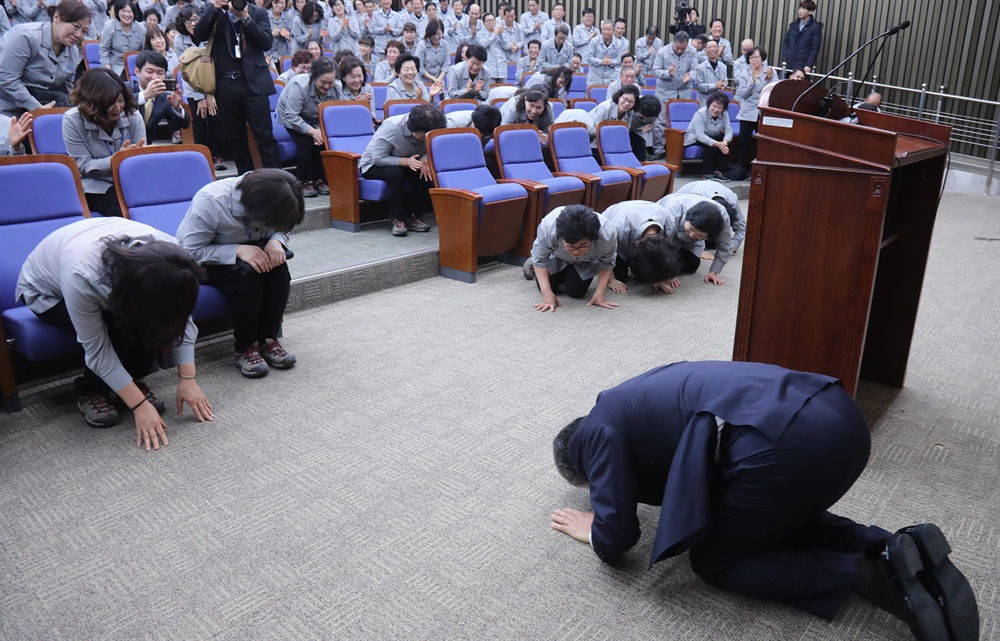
[
  {"x1": 392, "y1": 220, "x2": 408, "y2": 237},
  {"x1": 260, "y1": 338, "x2": 296, "y2": 369},
  {"x1": 77, "y1": 391, "x2": 121, "y2": 428},
  {"x1": 406, "y1": 216, "x2": 431, "y2": 232},
  {"x1": 235, "y1": 345, "x2": 269, "y2": 378}
]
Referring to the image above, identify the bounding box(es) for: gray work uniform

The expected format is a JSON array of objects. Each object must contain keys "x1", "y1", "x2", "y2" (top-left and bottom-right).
[
  {"x1": 416, "y1": 39, "x2": 448, "y2": 80},
  {"x1": 276, "y1": 72, "x2": 341, "y2": 134},
  {"x1": 602, "y1": 200, "x2": 670, "y2": 260},
  {"x1": 369, "y1": 7, "x2": 396, "y2": 57},
  {"x1": 476, "y1": 28, "x2": 506, "y2": 81},
  {"x1": 446, "y1": 59, "x2": 490, "y2": 101},
  {"x1": 99, "y1": 20, "x2": 146, "y2": 75},
  {"x1": 530, "y1": 206, "x2": 617, "y2": 279},
  {"x1": 358, "y1": 112, "x2": 425, "y2": 173},
  {"x1": 538, "y1": 36, "x2": 573, "y2": 70},
  {"x1": 695, "y1": 59, "x2": 727, "y2": 105},
  {"x1": 586, "y1": 36, "x2": 623, "y2": 87},
  {"x1": 657, "y1": 192, "x2": 734, "y2": 274},
  {"x1": 676, "y1": 180, "x2": 746, "y2": 251},
  {"x1": 62, "y1": 106, "x2": 147, "y2": 194},
  {"x1": 651, "y1": 43, "x2": 697, "y2": 154},
  {"x1": 571, "y1": 23, "x2": 596, "y2": 50},
  {"x1": 498, "y1": 22, "x2": 523, "y2": 63},
  {"x1": 0, "y1": 21, "x2": 81, "y2": 115}
]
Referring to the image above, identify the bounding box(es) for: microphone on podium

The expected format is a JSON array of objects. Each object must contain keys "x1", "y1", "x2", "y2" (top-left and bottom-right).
[{"x1": 790, "y1": 20, "x2": 911, "y2": 115}]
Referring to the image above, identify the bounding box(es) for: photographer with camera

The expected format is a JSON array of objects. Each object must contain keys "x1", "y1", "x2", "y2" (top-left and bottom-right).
[
  {"x1": 193, "y1": 0, "x2": 280, "y2": 174},
  {"x1": 130, "y1": 50, "x2": 189, "y2": 142},
  {"x1": 668, "y1": 2, "x2": 704, "y2": 39}
]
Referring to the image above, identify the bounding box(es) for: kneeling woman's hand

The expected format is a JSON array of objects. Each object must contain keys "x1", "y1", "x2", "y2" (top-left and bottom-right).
[
  {"x1": 134, "y1": 401, "x2": 168, "y2": 451},
  {"x1": 176, "y1": 378, "x2": 214, "y2": 422}
]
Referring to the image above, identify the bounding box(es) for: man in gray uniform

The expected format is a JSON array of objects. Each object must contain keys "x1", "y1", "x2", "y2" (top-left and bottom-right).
[
  {"x1": 650, "y1": 31, "x2": 697, "y2": 160},
  {"x1": 538, "y1": 23, "x2": 573, "y2": 71},
  {"x1": 601, "y1": 200, "x2": 680, "y2": 295},
  {"x1": 657, "y1": 192, "x2": 733, "y2": 286}
]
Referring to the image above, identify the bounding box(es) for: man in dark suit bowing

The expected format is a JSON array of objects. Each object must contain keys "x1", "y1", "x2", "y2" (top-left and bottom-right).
[
  {"x1": 131, "y1": 51, "x2": 190, "y2": 143},
  {"x1": 551, "y1": 361, "x2": 978, "y2": 641},
  {"x1": 193, "y1": 0, "x2": 279, "y2": 174}
]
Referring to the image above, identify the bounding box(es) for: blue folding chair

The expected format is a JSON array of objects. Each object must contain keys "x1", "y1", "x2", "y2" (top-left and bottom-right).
[
  {"x1": 426, "y1": 128, "x2": 530, "y2": 282},
  {"x1": 596, "y1": 121, "x2": 674, "y2": 201},
  {"x1": 548, "y1": 121, "x2": 633, "y2": 212},
  {"x1": 26, "y1": 108, "x2": 69, "y2": 155}
]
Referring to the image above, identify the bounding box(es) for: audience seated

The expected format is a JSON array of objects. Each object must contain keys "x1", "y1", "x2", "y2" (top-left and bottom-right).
[
  {"x1": 684, "y1": 91, "x2": 733, "y2": 181},
  {"x1": 373, "y1": 39, "x2": 402, "y2": 82},
  {"x1": 358, "y1": 102, "x2": 446, "y2": 236},
  {"x1": 176, "y1": 169, "x2": 305, "y2": 378},
  {"x1": 338, "y1": 55, "x2": 376, "y2": 116},
  {"x1": 500, "y1": 87, "x2": 552, "y2": 143},
  {"x1": 446, "y1": 44, "x2": 491, "y2": 102},
  {"x1": 357, "y1": 34, "x2": 379, "y2": 80},
  {"x1": 523, "y1": 204, "x2": 618, "y2": 311},
  {"x1": 101, "y1": 0, "x2": 147, "y2": 77},
  {"x1": 277, "y1": 57, "x2": 340, "y2": 197},
  {"x1": 63, "y1": 68, "x2": 146, "y2": 217},
  {"x1": 386, "y1": 53, "x2": 442, "y2": 102},
  {"x1": 417, "y1": 20, "x2": 449, "y2": 83}
]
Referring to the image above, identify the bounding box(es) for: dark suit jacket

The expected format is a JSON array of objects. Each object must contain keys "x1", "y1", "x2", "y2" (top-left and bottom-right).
[
  {"x1": 130, "y1": 82, "x2": 191, "y2": 139},
  {"x1": 193, "y1": 3, "x2": 275, "y2": 96},
  {"x1": 781, "y1": 17, "x2": 823, "y2": 71},
  {"x1": 566, "y1": 361, "x2": 838, "y2": 567}
]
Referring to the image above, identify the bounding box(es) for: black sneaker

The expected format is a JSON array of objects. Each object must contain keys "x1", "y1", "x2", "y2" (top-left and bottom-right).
[
  {"x1": 134, "y1": 380, "x2": 167, "y2": 414},
  {"x1": 77, "y1": 391, "x2": 121, "y2": 428},
  {"x1": 711, "y1": 171, "x2": 731, "y2": 182}
]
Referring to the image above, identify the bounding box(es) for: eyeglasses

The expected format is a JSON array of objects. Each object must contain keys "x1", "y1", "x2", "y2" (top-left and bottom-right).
[{"x1": 563, "y1": 241, "x2": 592, "y2": 252}]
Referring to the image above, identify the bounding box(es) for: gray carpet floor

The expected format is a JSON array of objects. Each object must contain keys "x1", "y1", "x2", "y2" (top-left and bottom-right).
[{"x1": 0, "y1": 192, "x2": 997, "y2": 641}]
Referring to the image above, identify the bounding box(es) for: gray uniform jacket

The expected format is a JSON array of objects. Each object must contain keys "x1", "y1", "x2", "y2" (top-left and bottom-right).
[
  {"x1": 452, "y1": 19, "x2": 479, "y2": 47},
  {"x1": 372, "y1": 59, "x2": 394, "y2": 82},
  {"x1": 571, "y1": 23, "x2": 596, "y2": 50},
  {"x1": 500, "y1": 101, "x2": 552, "y2": 132},
  {"x1": 676, "y1": 180, "x2": 746, "y2": 250},
  {"x1": 652, "y1": 43, "x2": 697, "y2": 99},
  {"x1": 401, "y1": 10, "x2": 427, "y2": 37},
  {"x1": 539, "y1": 18, "x2": 566, "y2": 42},
  {"x1": 683, "y1": 105, "x2": 732, "y2": 147},
  {"x1": 525, "y1": 72, "x2": 565, "y2": 99},
  {"x1": 139, "y1": 0, "x2": 169, "y2": 20},
  {"x1": 81, "y1": 0, "x2": 107, "y2": 39},
  {"x1": 15, "y1": 217, "x2": 198, "y2": 393},
  {"x1": 713, "y1": 36, "x2": 733, "y2": 64},
  {"x1": 695, "y1": 59, "x2": 727, "y2": 105},
  {"x1": 416, "y1": 39, "x2": 448, "y2": 79},
  {"x1": 657, "y1": 192, "x2": 733, "y2": 274},
  {"x1": 515, "y1": 54, "x2": 538, "y2": 86},
  {"x1": 518, "y1": 10, "x2": 547, "y2": 37},
  {"x1": 589, "y1": 99, "x2": 633, "y2": 130},
  {"x1": 446, "y1": 59, "x2": 490, "y2": 101},
  {"x1": 538, "y1": 37, "x2": 572, "y2": 70},
  {"x1": 601, "y1": 200, "x2": 669, "y2": 259},
  {"x1": 328, "y1": 13, "x2": 361, "y2": 53},
  {"x1": 337, "y1": 80, "x2": 375, "y2": 116},
  {"x1": 267, "y1": 9, "x2": 294, "y2": 58},
  {"x1": 634, "y1": 36, "x2": 662, "y2": 73},
  {"x1": 62, "y1": 106, "x2": 146, "y2": 194},
  {"x1": 176, "y1": 177, "x2": 291, "y2": 268},
  {"x1": 99, "y1": 21, "x2": 146, "y2": 75},
  {"x1": 358, "y1": 112, "x2": 425, "y2": 173},
  {"x1": 442, "y1": 11, "x2": 466, "y2": 53},
  {"x1": 5, "y1": 0, "x2": 43, "y2": 26},
  {"x1": 0, "y1": 22, "x2": 80, "y2": 115},
  {"x1": 0, "y1": 8, "x2": 9, "y2": 48},
  {"x1": 292, "y1": 18, "x2": 327, "y2": 50},
  {"x1": 385, "y1": 76, "x2": 429, "y2": 102},
  {"x1": 498, "y1": 23, "x2": 523, "y2": 63},
  {"x1": 369, "y1": 8, "x2": 396, "y2": 55},
  {"x1": 276, "y1": 72, "x2": 341, "y2": 133},
  {"x1": 475, "y1": 29, "x2": 505, "y2": 81},
  {"x1": 735, "y1": 64, "x2": 775, "y2": 121},
  {"x1": 530, "y1": 206, "x2": 617, "y2": 279},
  {"x1": 586, "y1": 36, "x2": 623, "y2": 86}
]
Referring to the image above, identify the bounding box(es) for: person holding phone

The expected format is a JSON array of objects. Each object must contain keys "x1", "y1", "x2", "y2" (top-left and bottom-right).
[
  {"x1": 192, "y1": 0, "x2": 279, "y2": 174},
  {"x1": 130, "y1": 50, "x2": 189, "y2": 143},
  {"x1": 62, "y1": 68, "x2": 147, "y2": 217}
]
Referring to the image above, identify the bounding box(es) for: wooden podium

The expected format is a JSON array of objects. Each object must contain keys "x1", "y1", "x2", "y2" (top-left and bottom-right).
[{"x1": 732, "y1": 104, "x2": 951, "y2": 396}]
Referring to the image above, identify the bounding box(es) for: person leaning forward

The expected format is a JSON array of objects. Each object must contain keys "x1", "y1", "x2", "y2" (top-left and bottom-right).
[{"x1": 551, "y1": 361, "x2": 980, "y2": 641}]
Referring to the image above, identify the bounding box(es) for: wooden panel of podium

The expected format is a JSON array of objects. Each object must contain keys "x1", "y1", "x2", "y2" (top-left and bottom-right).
[{"x1": 733, "y1": 103, "x2": 951, "y2": 396}]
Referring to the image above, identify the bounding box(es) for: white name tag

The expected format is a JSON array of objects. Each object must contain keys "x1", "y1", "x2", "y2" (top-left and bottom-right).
[{"x1": 762, "y1": 116, "x2": 794, "y2": 128}]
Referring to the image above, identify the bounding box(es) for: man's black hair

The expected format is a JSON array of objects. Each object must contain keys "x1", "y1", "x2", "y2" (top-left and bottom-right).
[
  {"x1": 135, "y1": 50, "x2": 168, "y2": 72},
  {"x1": 555, "y1": 205, "x2": 600, "y2": 244},
  {"x1": 239, "y1": 169, "x2": 306, "y2": 233},
  {"x1": 673, "y1": 31, "x2": 689, "y2": 44},
  {"x1": 466, "y1": 44, "x2": 488, "y2": 62},
  {"x1": 470, "y1": 104, "x2": 501, "y2": 139},
  {"x1": 407, "y1": 102, "x2": 446, "y2": 132},
  {"x1": 553, "y1": 417, "x2": 588, "y2": 487},
  {"x1": 686, "y1": 201, "x2": 724, "y2": 237},
  {"x1": 629, "y1": 234, "x2": 680, "y2": 283},
  {"x1": 637, "y1": 95, "x2": 660, "y2": 118}
]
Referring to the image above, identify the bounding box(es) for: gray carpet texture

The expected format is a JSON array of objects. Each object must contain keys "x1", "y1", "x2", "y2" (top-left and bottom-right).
[{"x1": 1, "y1": 192, "x2": 998, "y2": 641}]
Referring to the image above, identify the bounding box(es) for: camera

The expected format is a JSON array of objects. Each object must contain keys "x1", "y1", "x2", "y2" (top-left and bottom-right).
[
  {"x1": 674, "y1": 1, "x2": 691, "y2": 22},
  {"x1": 163, "y1": 78, "x2": 177, "y2": 91},
  {"x1": 230, "y1": 0, "x2": 247, "y2": 11}
]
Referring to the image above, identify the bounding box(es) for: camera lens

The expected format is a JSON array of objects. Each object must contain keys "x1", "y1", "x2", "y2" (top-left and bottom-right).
[{"x1": 231, "y1": 0, "x2": 247, "y2": 10}]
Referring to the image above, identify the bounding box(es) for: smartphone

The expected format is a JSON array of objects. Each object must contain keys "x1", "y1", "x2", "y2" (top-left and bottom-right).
[{"x1": 164, "y1": 78, "x2": 177, "y2": 91}]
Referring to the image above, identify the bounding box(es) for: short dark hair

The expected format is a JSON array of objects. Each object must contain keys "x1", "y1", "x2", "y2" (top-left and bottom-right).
[
  {"x1": 686, "y1": 201, "x2": 724, "y2": 237},
  {"x1": 694, "y1": 33, "x2": 709, "y2": 45},
  {"x1": 629, "y1": 234, "x2": 680, "y2": 283},
  {"x1": 71, "y1": 68, "x2": 138, "y2": 129},
  {"x1": 112, "y1": 0, "x2": 140, "y2": 19},
  {"x1": 470, "y1": 104, "x2": 501, "y2": 139},
  {"x1": 394, "y1": 52, "x2": 420, "y2": 74},
  {"x1": 746, "y1": 45, "x2": 768, "y2": 63},
  {"x1": 358, "y1": 34, "x2": 374, "y2": 47},
  {"x1": 135, "y1": 50, "x2": 167, "y2": 72},
  {"x1": 141, "y1": 26, "x2": 165, "y2": 52},
  {"x1": 637, "y1": 95, "x2": 660, "y2": 117},
  {"x1": 610, "y1": 84, "x2": 640, "y2": 104},
  {"x1": 141, "y1": 7, "x2": 159, "y2": 22},
  {"x1": 300, "y1": 1, "x2": 324, "y2": 23},
  {"x1": 556, "y1": 205, "x2": 600, "y2": 244},
  {"x1": 553, "y1": 418, "x2": 588, "y2": 487},
  {"x1": 291, "y1": 49, "x2": 314, "y2": 67},
  {"x1": 620, "y1": 52, "x2": 634, "y2": 64},
  {"x1": 402, "y1": 21, "x2": 417, "y2": 32},
  {"x1": 51, "y1": 0, "x2": 92, "y2": 23},
  {"x1": 310, "y1": 56, "x2": 338, "y2": 80},
  {"x1": 338, "y1": 55, "x2": 367, "y2": 88},
  {"x1": 710, "y1": 18, "x2": 725, "y2": 28},
  {"x1": 385, "y1": 39, "x2": 403, "y2": 54},
  {"x1": 800, "y1": 0, "x2": 817, "y2": 11},
  {"x1": 527, "y1": 38, "x2": 541, "y2": 50},
  {"x1": 238, "y1": 169, "x2": 305, "y2": 233},
  {"x1": 706, "y1": 90, "x2": 730, "y2": 111},
  {"x1": 614, "y1": 17, "x2": 626, "y2": 26},
  {"x1": 424, "y1": 19, "x2": 441, "y2": 40},
  {"x1": 645, "y1": 25, "x2": 659, "y2": 38},
  {"x1": 102, "y1": 238, "x2": 205, "y2": 350},
  {"x1": 407, "y1": 102, "x2": 446, "y2": 132},
  {"x1": 673, "y1": 31, "x2": 689, "y2": 44},
  {"x1": 581, "y1": 7, "x2": 594, "y2": 16},
  {"x1": 466, "y1": 44, "x2": 488, "y2": 63}
]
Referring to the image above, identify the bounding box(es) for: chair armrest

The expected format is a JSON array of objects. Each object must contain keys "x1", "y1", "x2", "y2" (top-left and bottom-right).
[
  {"x1": 496, "y1": 178, "x2": 549, "y2": 194},
  {"x1": 321, "y1": 150, "x2": 361, "y2": 162},
  {"x1": 552, "y1": 171, "x2": 600, "y2": 208},
  {"x1": 428, "y1": 187, "x2": 483, "y2": 203},
  {"x1": 321, "y1": 150, "x2": 362, "y2": 226},
  {"x1": 602, "y1": 165, "x2": 645, "y2": 177},
  {"x1": 664, "y1": 129, "x2": 685, "y2": 170}
]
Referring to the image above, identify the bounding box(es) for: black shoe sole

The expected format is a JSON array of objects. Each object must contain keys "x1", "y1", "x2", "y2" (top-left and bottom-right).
[
  {"x1": 902, "y1": 524, "x2": 980, "y2": 641},
  {"x1": 886, "y1": 534, "x2": 951, "y2": 641}
]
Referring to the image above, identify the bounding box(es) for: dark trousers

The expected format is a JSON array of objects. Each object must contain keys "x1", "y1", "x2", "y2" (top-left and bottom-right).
[
  {"x1": 361, "y1": 164, "x2": 433, "y2": 222},
  {"x1": 189, "y1": 97, "x2": 226, "y2": 159},
  {"x1": 34, "y1": 300, "x2": 155, "y2": 395},
  {"x1": 698, "y1": 131, "x2": 726, "y2": 174},
  {"x1": 679, "y1": 248, "x2": 700, "y2": 274},
  {"x1": 537, "y1": 265, "x2": 593, "y2": 298},
  {"x1": 216, "y1": 75, "x2": 280, "y2": 174},
  {"x1": 738, "y1": 118, "x2": 759, "y2": 171},
  {"x1": 85, "y1": 186, "x2": 124, "y2": 217},
  {"x1": 287, "y1": 128, "x2": 325, "y2": 183},
  {"x1": 688, "y1": 384, "x2": 891, "y2": 620},
  {"x1": 204, "y1": 261, "x2": 290, "y2": 353},
  {"x1": 629, "y1": 130, "x2": 648, "y2": 161},
  {"x1": 612, "y1": 257, "x2": 630, "y2": 282}
]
